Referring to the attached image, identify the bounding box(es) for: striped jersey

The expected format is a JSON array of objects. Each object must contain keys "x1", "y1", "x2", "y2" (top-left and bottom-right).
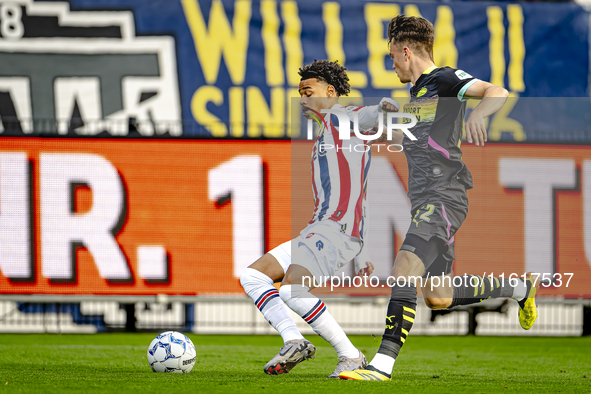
[{"x1": 308, "y1": 103, "x2": 378, "y2": 240}]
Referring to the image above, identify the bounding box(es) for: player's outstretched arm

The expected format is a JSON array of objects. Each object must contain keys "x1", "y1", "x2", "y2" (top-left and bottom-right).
[
  {"x1": 464, "y1": 81, "x2": 509, "y2": 146},
  {"x1": 363, "y1": 98, "x2": 401, "y2": 145},
  {"x1": 353, "y1": 98, "x2": 400, "y2": 132}
]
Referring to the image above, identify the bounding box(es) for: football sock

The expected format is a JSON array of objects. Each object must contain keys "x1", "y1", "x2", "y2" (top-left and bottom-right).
[
  {"x1": 370, "y1": 283, "x2": 417, "y2": 375},
  {"x1": 280, "y1": 284, "x2": 359, "y2": 358},
  {"x1": 448, "y1": 274, "x2": 528, "y2": 308},
  {"x1": 240, "y1": 268, "x2": 304, "y2": 343},
  {"x1": 369, "y1": 353, "x2": 395, "y2": 376}
]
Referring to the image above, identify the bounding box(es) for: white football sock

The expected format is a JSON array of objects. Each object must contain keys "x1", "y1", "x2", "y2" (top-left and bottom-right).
[
  {"x1": 240, "y1": 268, "x2": 303, "y2": 343},
  {"x1": 369, "y1": 353, "x2": 395, "y2": 374},
  {"x1": 511, "y1": 278, "x2": 528, "y2": 301},
  {"x1": 279, "y1": 284, "x2": 359, "y2": 358}
]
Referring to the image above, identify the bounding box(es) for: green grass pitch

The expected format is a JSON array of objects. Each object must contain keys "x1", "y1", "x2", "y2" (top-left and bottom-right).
[{"x1": 0, "y1": 334, "x2": 589, "y2": 393}]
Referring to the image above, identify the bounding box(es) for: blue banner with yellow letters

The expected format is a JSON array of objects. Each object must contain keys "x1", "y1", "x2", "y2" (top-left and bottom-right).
[{"x1": 1, "y1": 0, "x2": 589, "y2": 141}]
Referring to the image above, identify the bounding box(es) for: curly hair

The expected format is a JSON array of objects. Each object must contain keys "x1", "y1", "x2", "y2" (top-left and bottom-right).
[
  {"x1": 298, "y1": 60, "x2": 351, "y2": 97},
  {"x1": 388, "y1": 15, "x2": 434, "y2": 61}
]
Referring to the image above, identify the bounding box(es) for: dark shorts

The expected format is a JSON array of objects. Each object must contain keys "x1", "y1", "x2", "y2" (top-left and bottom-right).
[
  {"x1": 402, "y1": 200, "x2": 467, "y2": 276},
  {"x1": 400, "y1": 234, "x2": 453, "y2": 277}
]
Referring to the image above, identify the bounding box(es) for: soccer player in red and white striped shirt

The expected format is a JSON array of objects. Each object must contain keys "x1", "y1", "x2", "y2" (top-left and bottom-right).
[{"x1": 240, "y1": 60, "x2": 398, "y2": 377}]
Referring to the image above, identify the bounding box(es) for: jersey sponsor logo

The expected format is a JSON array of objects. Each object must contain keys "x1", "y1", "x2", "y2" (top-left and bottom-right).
[
  {"x1": 417, "y1": 87, "x2": 428, "y2": 97},
  {"x1": 455, "y1": 70, "x2": 472, "y2": 80},
  {"x1": 403, "y1": 97, "x2": 438, "y2": 124},
  {"x1": 0, "y1": 0, "x2": 181, "y2": 137}
]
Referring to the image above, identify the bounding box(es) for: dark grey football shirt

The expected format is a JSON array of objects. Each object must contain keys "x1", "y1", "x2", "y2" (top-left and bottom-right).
[{"x1": 402, "y1": 66, "x2": 478, "y2": 211}]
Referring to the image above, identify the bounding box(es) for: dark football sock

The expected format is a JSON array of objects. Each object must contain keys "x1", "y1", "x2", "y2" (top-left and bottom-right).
[
  {"x1": 449, "y1": 274, "x2": 515, "y2": 308},
  {"x1": 377, "y1": 283, "x2": 417, "y2": 359}
]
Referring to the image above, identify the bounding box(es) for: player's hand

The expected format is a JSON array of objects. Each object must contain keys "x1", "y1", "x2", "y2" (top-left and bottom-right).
[
  {"x1": 465, "y1": 111, "x2": 487, "y2": 146},
  {"x1": 356, "y1": 261, "x2": 375, "y2": 277},
  {"x1": 379, "y1": 98, "x2": 399, "y2": 113}
]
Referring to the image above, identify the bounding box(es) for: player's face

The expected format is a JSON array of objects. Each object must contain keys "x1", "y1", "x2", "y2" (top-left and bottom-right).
[
  {"x1": 299, "y1": 78, "x2": 336, "y2": 118},
  {"x1": 390, "y1": 42, "x2": 411, "y2": 83}
]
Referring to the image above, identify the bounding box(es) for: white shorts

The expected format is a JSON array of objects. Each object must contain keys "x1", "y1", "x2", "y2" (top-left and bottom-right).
[{"x1": 268, "y1": 221, "x2": 362, "y2": 284}]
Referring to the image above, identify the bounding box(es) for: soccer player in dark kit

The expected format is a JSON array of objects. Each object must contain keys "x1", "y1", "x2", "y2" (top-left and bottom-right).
[{"x1": 340, "y1": 15, "x2": 539, "y2": 381}]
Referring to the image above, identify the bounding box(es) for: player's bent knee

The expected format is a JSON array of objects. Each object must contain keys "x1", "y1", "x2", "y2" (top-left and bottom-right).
[
  {"x1": 244, "y1": 253, "x2": 286, "y2": 283},
  {"x1": 279, "y1": 284, "x2": 309, "y2": 302},
  {"x1": 240, "y1": 268, "x2": 272, "y2": 293},
  {"x1": 279, "y1": 284, "x2": 291, "y2": 302},
  {"x1": 424, "y1": 297, "x2": 452, "y2": 310},
  {"x1": 239, "y1": 269, "x2": 252, "y2": 290}
]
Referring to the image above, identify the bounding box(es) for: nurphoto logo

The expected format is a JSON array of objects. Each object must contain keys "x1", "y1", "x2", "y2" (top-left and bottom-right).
[{"x1": 306, "y1": 108, "x2": 418, "y2": 153}]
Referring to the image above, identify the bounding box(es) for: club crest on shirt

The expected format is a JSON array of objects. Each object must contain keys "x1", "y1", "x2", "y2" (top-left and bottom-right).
[
  {"x1": 417, "y1": 87, "x2": 428, "y2": 97},
  {"x1": 316, "y1": 240, "x2": 324, "y2": 250}
]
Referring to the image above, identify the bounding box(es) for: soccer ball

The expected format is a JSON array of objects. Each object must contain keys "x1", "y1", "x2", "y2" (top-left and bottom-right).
[{"x1": 147, "y1": 331, "x2": 196, "y2": 373}]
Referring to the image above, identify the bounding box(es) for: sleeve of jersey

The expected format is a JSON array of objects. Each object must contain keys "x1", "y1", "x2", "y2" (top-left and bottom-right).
[
  {"x1": 353, "y1": 245, "x2": 371, "y2": 275},
  {"x1": 441, "y1": 69, "x2": 480, "y2": 102},
  {"x1": 344, "y1": 105, "x2": 379, "y2": 133}
]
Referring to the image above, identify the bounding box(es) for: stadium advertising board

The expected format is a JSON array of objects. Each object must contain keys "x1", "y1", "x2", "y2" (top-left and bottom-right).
[
  {"x1": 1, "y1": 138, "x2": 590, "y2": 298},
  {"x1": 0, "y1": 0, "x2": 588, "y2": 141}
]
